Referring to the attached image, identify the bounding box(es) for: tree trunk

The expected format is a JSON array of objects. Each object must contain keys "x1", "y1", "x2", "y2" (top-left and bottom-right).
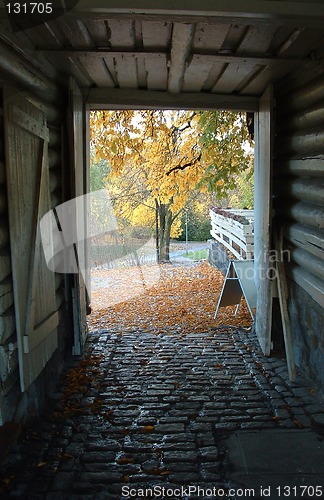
[
  {"x1": 156, "y1": 202, "x2": 173, "y2": 262},
  {"x1": 155, "y1": 199, "x2": 160, "y2": 262}
]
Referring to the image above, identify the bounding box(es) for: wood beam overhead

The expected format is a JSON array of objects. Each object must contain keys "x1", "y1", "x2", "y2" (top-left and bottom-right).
[
  {"x1": 168, "y1": 23, "x2": 195, "y2": 93},
  {"x1": 38, "y1": 49, "x2": 312, "y2": 67},
  {"x1": 70, "y1": 0, "x2": 324, "y2": 26},
  {"x1": 85, "y1": 87, "x2": 259, "y2": 111}
]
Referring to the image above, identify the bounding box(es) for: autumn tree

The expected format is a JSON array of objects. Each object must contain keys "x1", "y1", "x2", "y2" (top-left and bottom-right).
[{"x1": 90, "y1": 109, "x2": 252, "y2": 262}]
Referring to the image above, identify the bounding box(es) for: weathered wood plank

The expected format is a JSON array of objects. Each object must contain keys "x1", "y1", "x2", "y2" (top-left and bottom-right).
[
  {"x1": 236, "y1": 24, "x2": 277, "y2": 55},
  {"x1": 254, "y1": 85, "x2": 273, "y2": 356},
  {"x1": 276, "y1": 73, "x2": 324, "y2": 113},
  {"x1": 106, "y1": 19, "x2": 135, "y2": 48},
  {"x1": 242, "y1": 60, "x2": 300, "y2": 96},
  {"x1": 287, "y1": 264, "x2": 324, "y2": 307},
  {"x1": 275, "y1": 231, "x2": 297, "y2": 381},
  {"x1": 78, "y1": 55, "x2": 115, "y2": 87},
  {"x1": 183, "y1": 56, "x2": 215, "y2": 92},
  {"x1": 211, "y1": 61, "x2": 258, "y2": 93},
  {"x1": 23, "y1": 311, "x2": 59, "y2": 353},
  {"x1": 168, "y1": 23, "x2": 195, "y2": 93},
  {"x1": 193, "y1": 22, "x2": 228, "y2": 51},
  {"x1": 85, "y1": 19, "x2": 111, "y2": 46},
  {"x1": 41, "y1": 49, "x2": 307, "y2": 65},
  {"x1": 53, "y1": 16, "x2": 95, "y2": 48},
  {"x1": 142, "y1": 20, "x2": 172, "y2": 49},
  {"x1": 285, "y1": 223, "x2": 324, "y2": 260},
  {"x1": 0, "y1": 44, "x2": 59, "y2": 102},
  {"x1": 279, "y1": 201, "x2": 324, "y2": 230},
  {"x1": 4, "y1": 87, "x2": 58, "y2": 391},
  {"x1": 10, "y1": 105, "x2": 49, "y2": 142},
  {"x1": 145, "y1": 54, "x2": 168, "y2": 91},
  {"x1": 70, "y1": 0, "x2": 324, "y2": 24},
  {"x1": 291, "y1": 247, "x2": 324, "y2": 281},
  {"x1": 69, "y1": 77, "x2": 88, "y2": 355},
  {"x1": 277, "y1": 27, "x2": 324, "y2": 58},
  {"x1": 136, "y1": 56, "x2": 147, "y2": 89},
  {"x1": 275, "y1": 157, "x2": 324, "y2": 177},
  {"x1": 274, "y1": 177, "x2": 324, "y2": 205},
  {"x1": 114, "y1": 54, "x2": 138, "y2": 88},
  {"x1": 276, "y1": 129, "x2": 324, "y2": 157},
  {"x1": 45, "y1": 54, "x2": 92, "y2": 87},
  {"x1": 276, "y1": 101, "x2": 324, "y2": 133}
]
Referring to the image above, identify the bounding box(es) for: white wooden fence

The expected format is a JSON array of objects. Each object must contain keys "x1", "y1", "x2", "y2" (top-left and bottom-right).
[{"x1": 210, "y1": 208, "x2": 254, "y2": 260}]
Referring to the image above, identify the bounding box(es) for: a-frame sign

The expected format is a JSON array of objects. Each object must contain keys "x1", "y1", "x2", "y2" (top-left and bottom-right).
[{"x1": 214, "y1": 260, "x2": 257, "y2": 320}]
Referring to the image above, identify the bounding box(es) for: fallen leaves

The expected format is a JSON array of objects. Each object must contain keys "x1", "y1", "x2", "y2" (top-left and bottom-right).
[
  {"x1": 88, "y1": 261, "x2": 252, "y2": 336},
  {"x1": 117, "y1": 456, "x2": 134, "y2": 465},
  {"x1": 141, "y1": 425, "x2": 155, "y2": 433}
]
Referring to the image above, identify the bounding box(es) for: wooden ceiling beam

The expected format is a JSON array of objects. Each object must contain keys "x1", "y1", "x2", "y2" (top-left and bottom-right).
[
  {"x1": 167, "y1": 23, "x2": 195, "y2": 93},
  {"x1": 72, "y1": 1, "x2": 324, "y2": 20},
  {"x1": 85, "y1": 87, "x2": 259, "y2": 111},
  {"x1": 38, "y1": 49, "x2": 313, "y2": 66}
]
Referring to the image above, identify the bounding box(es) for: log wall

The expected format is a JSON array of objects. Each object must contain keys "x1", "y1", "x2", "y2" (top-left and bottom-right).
[{"x1": 274, "y1": 69, "x2": 324, "y2": 388}]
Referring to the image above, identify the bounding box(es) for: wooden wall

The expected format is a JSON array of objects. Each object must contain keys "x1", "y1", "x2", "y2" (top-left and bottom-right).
[
  {"x1": 0, "y1": 45, "x2": 72, "y2": 424},
  {"x1": 0, "y1": 86, "x2": 19, "y2": 424},
  {"x1": 274, "y1": 67, "x2": 324, "y2": 387}
]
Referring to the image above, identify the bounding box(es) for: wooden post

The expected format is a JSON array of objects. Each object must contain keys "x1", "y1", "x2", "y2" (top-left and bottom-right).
[{"x1": 275, "y1": 228, "x2": 297, "y2": 381}]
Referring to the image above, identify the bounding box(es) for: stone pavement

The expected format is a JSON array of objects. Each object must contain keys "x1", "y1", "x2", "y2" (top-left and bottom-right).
[{"x1": 1, "y1": 326, "x2": 324, "y2": 499}]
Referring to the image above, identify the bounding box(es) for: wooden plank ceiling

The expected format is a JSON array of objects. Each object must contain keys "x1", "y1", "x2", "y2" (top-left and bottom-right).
[{"x1": 1, "y1": 9, "x2": 324, "y2": 99}]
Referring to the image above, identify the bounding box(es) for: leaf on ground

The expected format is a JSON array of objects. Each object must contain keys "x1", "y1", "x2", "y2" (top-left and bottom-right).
[
  {"x1": 150, "y1": 468, "x2": 171, "y2": 475},
  {"x1": 117, "y1": 456, "x2": 134, "y2": 464},
  {"x1": 141, "y1": 425, "x2": 155, "y2": 433}
]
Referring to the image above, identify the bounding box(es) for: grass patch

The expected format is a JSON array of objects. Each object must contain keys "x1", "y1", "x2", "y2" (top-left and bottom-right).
[{"x1": 184, "y1": 249, "x2": 208, "y2": 260}]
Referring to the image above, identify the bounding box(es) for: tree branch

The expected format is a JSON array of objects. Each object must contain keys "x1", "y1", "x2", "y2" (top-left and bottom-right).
[{"x1": 166, "y1": 152, "x2": 202, "y2": 176}]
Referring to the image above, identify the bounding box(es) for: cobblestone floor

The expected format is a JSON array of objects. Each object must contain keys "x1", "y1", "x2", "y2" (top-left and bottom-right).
[{"x1": 1, "y1": 327, "x2": 324, "y2": 499}]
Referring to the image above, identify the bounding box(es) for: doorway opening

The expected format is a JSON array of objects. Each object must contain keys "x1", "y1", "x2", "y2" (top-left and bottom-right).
[{"x1": 86, "y1": 108, "x2": 255, "y2": 338}]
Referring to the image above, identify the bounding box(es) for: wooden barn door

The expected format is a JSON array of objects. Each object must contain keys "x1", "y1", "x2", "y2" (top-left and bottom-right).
[
  {"x1": 69, "y1": 77, "x2": 88, "y2": 355},
  {"x1": 254, "y1": 85, "x2": 273, "y2": 355},
  {"x1": 4, "y1": 87, "x2": 58, "y2": 391}
]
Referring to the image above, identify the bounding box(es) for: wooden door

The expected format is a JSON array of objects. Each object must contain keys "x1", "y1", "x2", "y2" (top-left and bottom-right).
[
  {"x1": 4, "y1": 87, "x2": 58, "y2": 391},
  {"x1": 254, "y1": 86, "x2": 273, "y2": 355},
  {"x1": 69, "y1": 77, "x2": 88, "y2": 355}
]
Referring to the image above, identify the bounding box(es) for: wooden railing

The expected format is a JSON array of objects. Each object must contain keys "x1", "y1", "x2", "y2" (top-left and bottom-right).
[{"x1": 210, "y1": 208, "x2": 254, "y2": 260}]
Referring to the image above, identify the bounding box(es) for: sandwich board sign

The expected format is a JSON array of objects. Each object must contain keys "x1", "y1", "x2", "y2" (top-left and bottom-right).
[{"x1": 214, "y1": 260, "x2": 257, "y2": 320}]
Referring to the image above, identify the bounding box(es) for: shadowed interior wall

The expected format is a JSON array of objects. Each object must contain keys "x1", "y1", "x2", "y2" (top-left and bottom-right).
[{"x1": 274, "y1": 68, "x2": 324, "y2": 389}]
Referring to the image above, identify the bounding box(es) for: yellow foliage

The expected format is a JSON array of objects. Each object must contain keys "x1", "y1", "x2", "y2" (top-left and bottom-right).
[
  {"x1": 131, "y1": 205, "x2": 155, "y2": 228},
  {"x1": 170, "y1": 217, "x2": 182, "y2": 238},
  {"x1": 90, "y1": 109, "x2": 251, "y2": 259}
]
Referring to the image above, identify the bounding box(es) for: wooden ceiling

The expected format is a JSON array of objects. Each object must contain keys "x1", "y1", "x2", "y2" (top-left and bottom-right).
[{"x1": 0, "y1": 1, "x2": 324, "y2": 108}]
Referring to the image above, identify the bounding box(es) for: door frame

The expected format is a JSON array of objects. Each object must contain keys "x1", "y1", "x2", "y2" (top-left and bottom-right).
[{"x1": 254, "y1": 85, "x2": 274, "y2": 355}]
